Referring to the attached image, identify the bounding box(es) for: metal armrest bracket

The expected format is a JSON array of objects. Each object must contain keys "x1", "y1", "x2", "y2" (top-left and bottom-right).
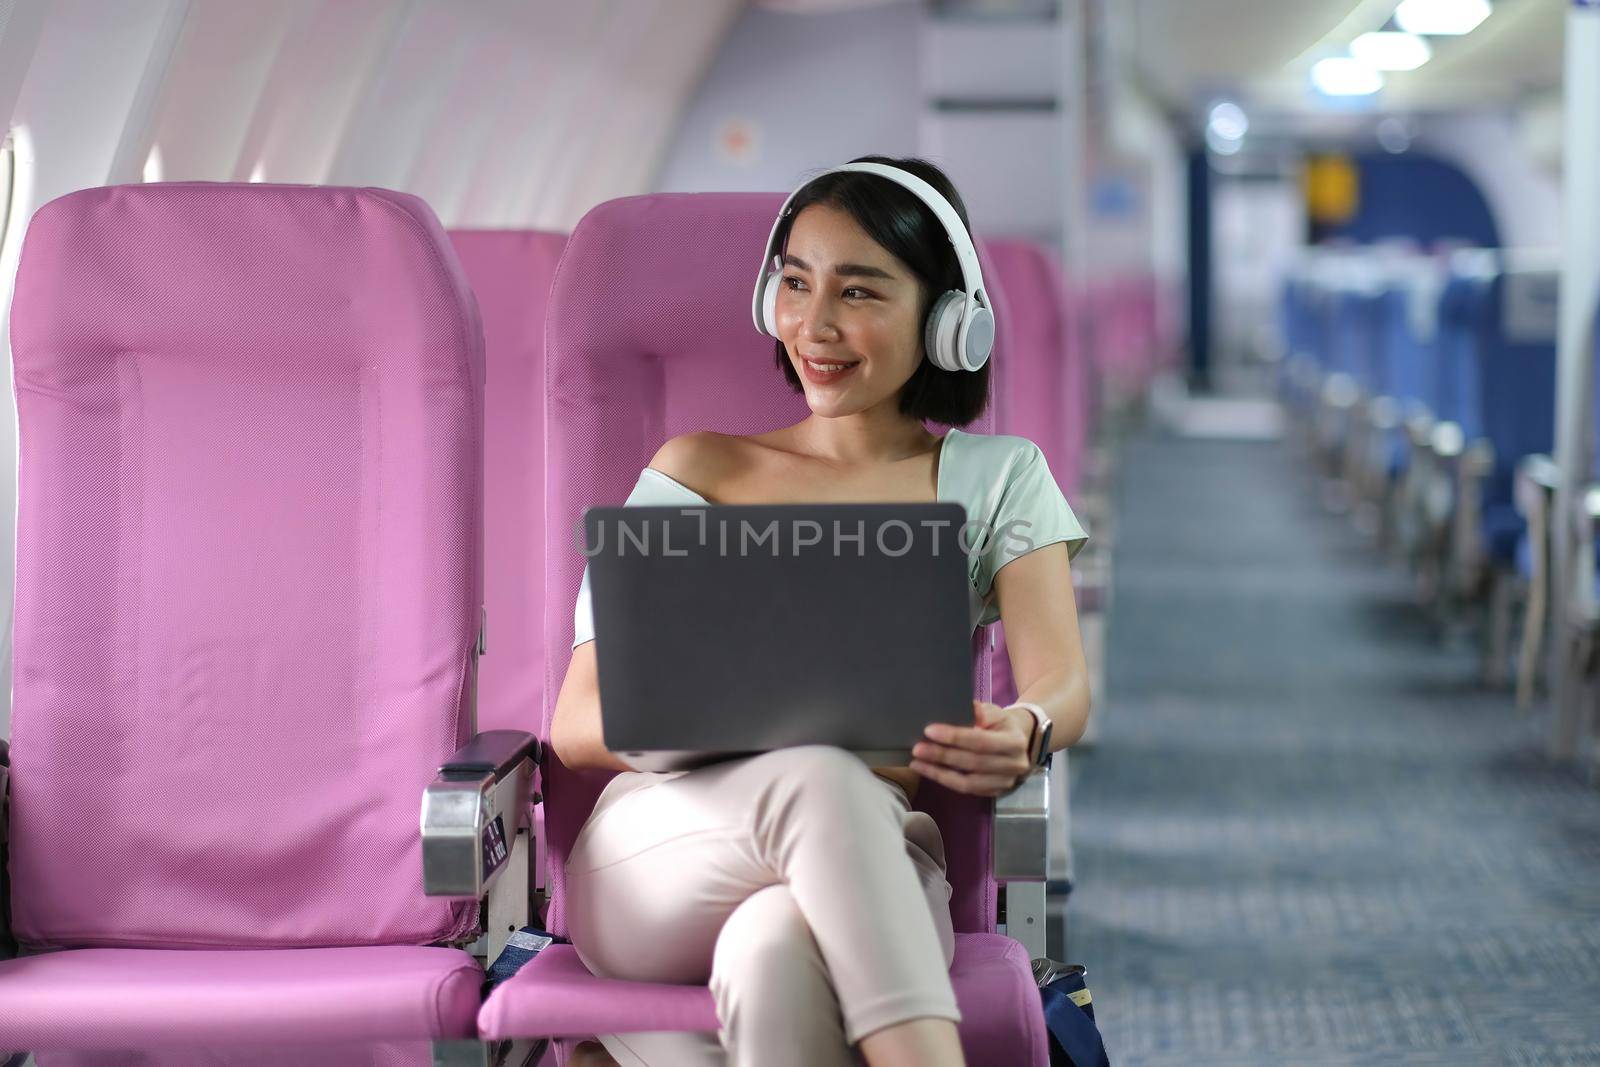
[
  {"x1": 421, "y1": 730, "x2": 540, "y2": 900},
  {"x1": 993, "y1": 767, "x2": 1049, "y2": 883},
  {"x1": 1515, "y1": 454, "x2": 1560, "y2": 518}
]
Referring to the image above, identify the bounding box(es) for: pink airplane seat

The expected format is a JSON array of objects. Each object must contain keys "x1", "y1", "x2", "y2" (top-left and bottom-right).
[
  {"x1": 476, "y1": 193, "x2": 1048, "y2": 1065},
  {"x1": 0, "y1": 183, "x2": 531, "y2": 1053},
  {"x1": 984, "y1": 239, "x2": 1088, "y2": 496},
  {"x1": 982, "y1": 238, "x2": 1095, "y2": 709},
  {"x1": 447, "y1": 229, "x2": 568, "y2": 733},
  {"x1": 1089, "y1": 274, "x2": 1164, "y2": 400}
]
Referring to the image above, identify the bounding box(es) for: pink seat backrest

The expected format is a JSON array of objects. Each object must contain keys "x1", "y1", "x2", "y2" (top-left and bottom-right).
[
  {"x1": 449, "y1": 229, "x2": 568, "y2": 733},
  {"x1": 1088, "y1": 275, "x2": 1161, "y2": 394},
  {"x1": 981, "y1": 239, "x2": 1093, "y2": 706},
  {"x1": 983, "y1": 239, "x2": 1088, "y2": 494},
  {"x1": 8, "y1": 183, "x2": 484, "y2": 950},
  {"x1": 542, "y1": 193, "x2": 997, "y2": 937}
]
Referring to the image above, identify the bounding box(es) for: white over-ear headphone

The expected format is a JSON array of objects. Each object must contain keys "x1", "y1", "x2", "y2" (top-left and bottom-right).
[{"x1": 751, "y1": 161, "x2": 995, "y2": 373}]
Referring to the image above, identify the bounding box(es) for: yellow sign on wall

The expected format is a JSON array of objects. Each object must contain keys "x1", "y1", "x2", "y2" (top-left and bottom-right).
[{"x1": 1304, "y1": 154, "x2": 1359, "y2": 225}]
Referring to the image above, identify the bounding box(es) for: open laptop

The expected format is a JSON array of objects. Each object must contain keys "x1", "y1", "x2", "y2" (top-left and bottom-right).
[{"x1": 584, "y1": 502, "x2": 974, "y2": 771}]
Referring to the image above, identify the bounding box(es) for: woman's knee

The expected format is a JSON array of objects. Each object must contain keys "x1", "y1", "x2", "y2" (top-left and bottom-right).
[{"x1": 709, "y1": 885, "x2": 820, "y2": 995}]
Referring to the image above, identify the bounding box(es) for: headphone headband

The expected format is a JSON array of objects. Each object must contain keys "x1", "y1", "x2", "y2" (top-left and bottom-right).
[{"x1": 750, "y1": 161, "x2": 991, "y2": 337}]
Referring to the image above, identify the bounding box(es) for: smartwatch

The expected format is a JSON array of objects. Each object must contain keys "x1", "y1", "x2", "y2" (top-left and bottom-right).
[{"x1": 1007, "y1": 702, "x2": 1053, "y2": 769}]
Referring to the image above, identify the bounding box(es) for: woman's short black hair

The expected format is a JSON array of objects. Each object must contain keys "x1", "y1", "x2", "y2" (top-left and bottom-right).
[{"x1": 771, "y1": 155, "x2": 990, "y2": 427}]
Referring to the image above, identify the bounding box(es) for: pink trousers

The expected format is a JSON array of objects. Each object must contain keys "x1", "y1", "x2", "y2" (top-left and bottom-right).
[{"x1": 563, "y1": 745, "x2": 961, "y2": 1066}]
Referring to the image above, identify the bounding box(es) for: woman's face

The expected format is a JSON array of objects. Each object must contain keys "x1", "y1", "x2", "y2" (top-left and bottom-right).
[{"x1": 774, "y1": 203, "x2": 926, "y2": 420}]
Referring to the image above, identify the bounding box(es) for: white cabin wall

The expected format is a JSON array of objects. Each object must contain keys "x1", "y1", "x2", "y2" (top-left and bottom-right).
[
  {"x1": 654, "y1": 0, "x2": 1185, "y2": 291},
  {"x1": 0, "y1": 0, "x2": 48, "y2": 138},
  {"x1": 144, "y1": 0, "x2": 317, "y2": 183},
  {"x1": 1413, "y1": 109, "x2": 1564, "y2": 251},
  {"x1": 655, "y1": 2, "x2": 923, "y2": 194},
  {"x1": 330, "y1": 0, "x2": 740, "y2": 230},
  {"x1": 328, "y1": 0, "x2": 477, "y2": 192},
  {"x1": 918, "y1": 18, "x2": 1066, "y2": 241},
  {"x1": 451, "y1": 2, "x2": 590, "y2": 228},
  {"x1": 555, "y1": 0, "x2": 745, "y2": 225},
  {"x1": 401, "y1": 0, "x2": 532, "y2": 225},
  {"x1": 9, "y1": 0, "x2": 180, "y2": 204},
  {"x1": 232, "y1": 0, "x2": 405, "y2": 184}
]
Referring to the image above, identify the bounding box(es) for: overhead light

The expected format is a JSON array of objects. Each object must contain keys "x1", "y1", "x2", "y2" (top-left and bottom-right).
[
  {"x1": 1376, "y1": 116, "x2": 1414, "y2": 153},
  {"x1": 1206, "y1": 101, "x2": 1248, "y2": 155},
  {"x1": 1351, "y1": 31, "x2": 1432, "y2": 71},
  {"x1": 1207, "y1": 126, "x2": 1245, "y2": 156},
  {"x1": 1208, "y1": 101, "x2": 1249, "y2": 142},
  {"x1": 1312, "y1": 57, "x2": 1384, "y2": 97},
  {"x1": 1394, "y1": 0, "x2": 1491, "y2": 36}
]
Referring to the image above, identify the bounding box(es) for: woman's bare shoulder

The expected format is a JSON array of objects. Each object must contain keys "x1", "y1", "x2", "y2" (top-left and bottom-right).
[{"x1": 648, "y1": 431, "x2": 756, "y2": 490}]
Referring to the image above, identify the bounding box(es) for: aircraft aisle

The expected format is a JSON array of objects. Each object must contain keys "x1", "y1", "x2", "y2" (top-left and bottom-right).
[{"x1": 1070, "y1": 427, "x2": 1600, "y2": 1066}]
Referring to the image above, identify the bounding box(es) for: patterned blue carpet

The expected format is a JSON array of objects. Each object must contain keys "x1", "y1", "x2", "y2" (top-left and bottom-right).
[{"x1": 1068, "y1": 434, "x2": 1600, "y2": 1066}]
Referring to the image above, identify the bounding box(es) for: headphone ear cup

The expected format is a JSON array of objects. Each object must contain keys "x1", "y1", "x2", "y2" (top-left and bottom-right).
[
  {"x1": 923, "y1": 290, "x2": 967, "y2": 372},
  {"x1": 960, "y1": 303, "x2": 995, "y2": 371},
  {"x1": 760, "y1": 270, "x2": 783, "y2": 337}
]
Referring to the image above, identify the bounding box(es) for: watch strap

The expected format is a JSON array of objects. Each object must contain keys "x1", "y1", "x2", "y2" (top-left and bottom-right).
[{"x1": 1005, "y1": 701, "x2": 1051, "y2": 767}]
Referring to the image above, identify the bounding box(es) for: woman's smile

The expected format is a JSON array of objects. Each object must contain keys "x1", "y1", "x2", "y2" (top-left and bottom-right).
[{"x1": 799, "y1": 354, "x2": 862, "y2": 384}]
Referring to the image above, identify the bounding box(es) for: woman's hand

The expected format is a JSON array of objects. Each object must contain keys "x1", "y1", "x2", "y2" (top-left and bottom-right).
[{"x1": 909, "y1": 699, "x2": 1035, "y2": 797}]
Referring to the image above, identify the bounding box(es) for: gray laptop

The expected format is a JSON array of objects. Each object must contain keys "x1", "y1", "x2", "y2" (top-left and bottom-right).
[{"x1": 584, "y1": 503, "x2": 974, "y2": 771}]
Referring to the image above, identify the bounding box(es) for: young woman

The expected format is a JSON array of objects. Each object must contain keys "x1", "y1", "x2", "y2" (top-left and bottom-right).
[{"x1": 550, "y1": 156, "x2": 1091, "y2": 1067}]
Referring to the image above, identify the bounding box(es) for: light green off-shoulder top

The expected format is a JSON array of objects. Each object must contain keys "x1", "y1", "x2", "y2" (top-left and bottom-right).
[{"x1": 571, "y1": 428, "x2": 1088, "y2": 647}]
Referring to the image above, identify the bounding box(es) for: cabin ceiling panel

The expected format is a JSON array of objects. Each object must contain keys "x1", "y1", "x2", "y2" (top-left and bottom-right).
[
  {"x1": 1132, "y1": 0, "x2": 1566, "y2": 116},
  {"x1": 1381, "y1": 0, "x2": 1566, "y2": 109}
]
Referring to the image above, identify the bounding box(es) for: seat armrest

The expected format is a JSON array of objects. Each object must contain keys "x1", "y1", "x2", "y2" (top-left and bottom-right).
[
  {"x1": 439, "y1": 729, "x2": 538, "y2": 779},
  {"x1": 1321, "y1": 373, "x2": 1359, "y2": 410},
  {"x1": 1515, "y1": 454, "x2": 1559, "y2": 519},
  {"x1": 1429, "y1": 421, "x2": 1465, "y2": 461},
  {"x1": 1563, "y1": 484, "x2": 1600, "y2": 628},
  {"x1": 1071, "y1": 552, "x2": 1110, "y2": 614},
  {"x1": 1369, "y1": 395, "x2": 1401, "y2": 433},
  {"x1": 1405, "y1": 412, "x2": 1436, "y2": 451},
  {"x1": 1571, "y1": 484, "x2": 1600, "y2": 563},
  {"x1": 421, "y1": 730, "x2": 540, "y2": 899},
  {"x1": 992, "y1": 767, "x2": 1049, "y2": 883},
  {"x1": 1462, "y1": 438, "x2": 1495, "y2": 479},
  {"x1": 1580, "y1": 484, "x2": 1600, "y2": 529}
]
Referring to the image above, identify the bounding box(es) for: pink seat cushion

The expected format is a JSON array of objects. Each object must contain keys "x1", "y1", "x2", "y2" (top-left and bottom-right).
[
  {"x1": 0, "y1": 946, "x2": 481, "y2": 1051},
  {"x1": 7, "y1": 183, "x2": 483, "y2": 951},
  {"x1": 478, "y1": 936, "x2": 1047, "y2": 1064},
  {"x1": 448, "y1": 229, "x2": 568, "y2": 732},
  {"x1": 478, "y1": 945, "x2": 719, "y2": 1038}
]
